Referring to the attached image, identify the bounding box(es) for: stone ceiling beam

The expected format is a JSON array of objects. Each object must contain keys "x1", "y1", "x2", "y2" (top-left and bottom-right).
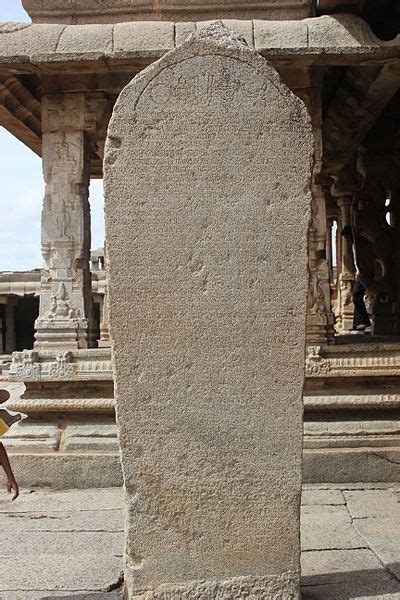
[
  {"x1": 0, "y1": 15, "x2": 399, "y2": 76},
  {"x1": 22, "y1": 0, "x2": 314, "y2": 23},
  {"x1": 321, "y1": 62, "x2": 400, "y2": 180},
  {"x1": 0, "y1": 75, "x2": 41, "y2": 155}
]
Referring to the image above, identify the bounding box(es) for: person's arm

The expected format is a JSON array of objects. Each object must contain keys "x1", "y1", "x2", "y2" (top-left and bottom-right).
[{"x1": 0, "y1": 442, "x2": 19, "y2": 500}]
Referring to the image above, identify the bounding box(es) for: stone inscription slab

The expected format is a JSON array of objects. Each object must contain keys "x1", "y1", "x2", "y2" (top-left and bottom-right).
[{"x1": 105, "y1": 23, "x2": 313, "y2": 599}]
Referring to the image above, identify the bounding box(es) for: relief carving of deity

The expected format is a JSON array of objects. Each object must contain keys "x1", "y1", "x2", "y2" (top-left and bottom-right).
[{"x1": 47, "y1": 283, "x2": 80, "y2": 320}]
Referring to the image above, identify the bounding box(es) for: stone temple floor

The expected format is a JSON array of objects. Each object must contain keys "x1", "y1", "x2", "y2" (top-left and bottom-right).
[{"x1": 0, "y1": 485, "x2": 399, "y2": 599}]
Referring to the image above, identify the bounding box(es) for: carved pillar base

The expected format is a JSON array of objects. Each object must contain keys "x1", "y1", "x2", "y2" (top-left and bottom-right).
[{"x1": 35, "y1": 320, "x2": 88, "y2": 350}]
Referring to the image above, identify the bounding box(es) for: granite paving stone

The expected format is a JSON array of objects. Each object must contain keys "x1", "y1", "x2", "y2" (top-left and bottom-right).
[
  {"x1": 301, "y1": 487, "x2": 346, "y2": 506},
  {"x1": 344, "y1": 489, "x2": 400, "y2": 519},
  {"x1": 301, "y1": 504, "x2": 367, "y2": 551},
  {"x1": 0, "y1": 486, "x2": 399, "y2": 598}
]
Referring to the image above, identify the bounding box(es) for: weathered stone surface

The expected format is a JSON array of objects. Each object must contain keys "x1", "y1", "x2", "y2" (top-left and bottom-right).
[
  {"x1": 196, "y1": 19, "x2": 253, "y2": 46},
  {"x1": 301, "y1": 548, "x2": 385, "y2": 583},
  {"x1": 0, "y1": 509, "x2": 123, "y2": 532},
  {"x1": 22, "y1": 0, "x2": 314, "y2": 24},
  {"x1": 2, "y1": 530, "x2": 123, "y2": 556},
  {"x1": 2, "y1": 423, "x2": 60, "y2": 451},
  {"x1": 1, "y1": 530, "x2": 122, "y2": 557},
  {"x1": 0, "y1": 486, "x2": 398, "y2": 599},
  {"x1": 303, "y1": 447, "x2": 400, "y2": 484},
  {"x1": 0, "y1": 23, "x2": 65, "y2": 56},
  {"x1": 57, "y1": 24, "x2": 114, "y2": 54},
  {"x1": 353, "y1": 517, "x2": 400, "y2": 580},
  {"x1": 175, "y1": 22, "x2": 195, "y2": 46},
  {"x1": 0, "y1": 454, "x2": 122, "y2": 489},
  {"x1": 105, "y1": 22, "x2": 312, "y2": 599},
  {"x1": 254, "y1": 19, "x2": 308, "y2": 50},
  {"x1": 344, "y1": 489, "x2": 400, "y2": 519},
  {"x1": 65, "y1": 423, "x2": 119, "y2": 451},
  {"x1": 302, "y1": 572, "x2": 400, "y2": 600},
  {"x1": 307, "y1": 13, "x2": 383, "y2": 49},
  {"x1": 0, "y1": 555, "x2": 122, "y2": 592},
  {"x1": 113, "y1": 22, "x2": 174, "y2": 54},
  {"x1": 301, "y1": 488, "x2": 345, "y2": 506},
  {"x1": 0, "y1": 593, "x2": 123, "y2": 600},
  {"x1": 301, "y1": 504, "x2": 367, "y2": 551},
  {"x1": 0, "y1": 16, "x2": 398, "y2": 79},
  {"x1": 0, "y1": 487, "x2": 123, "y2": 512}
]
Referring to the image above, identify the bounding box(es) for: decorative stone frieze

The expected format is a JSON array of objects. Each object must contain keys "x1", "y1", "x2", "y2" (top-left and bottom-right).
[
  {"x1": 304, "y1": 393, "x2": 400, "y2": 411},
  {"x1": 6, "y1": 397, "x2": 115, "y2": 414},
  {"x1": 306, "y1": 343, "x2": 400, "y2": 377},
  {"x1": 305, "y1": 345, "x2": 331, "y2": 375},
  {"x1": 12, "y1": 350, "x2": 41, "y2": 380},
  {"x1": 9, "y1": 348, "x2": 113, "y2": 382},
  {"x1": 48, "y1": 351, "x2": 77, "y2": 378}
]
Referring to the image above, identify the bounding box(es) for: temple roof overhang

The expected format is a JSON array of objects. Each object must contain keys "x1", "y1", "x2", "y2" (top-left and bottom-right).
[
  {"x1": 1, "y1": 13, "x2": 400, "y2": 179},
  {"x1": 0, "y1": 14, "x2": 399, "y2": 77}
]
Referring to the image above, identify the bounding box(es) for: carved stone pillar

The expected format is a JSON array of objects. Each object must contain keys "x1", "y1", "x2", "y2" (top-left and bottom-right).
[
  {"x1": 306, "y1": 185, "x2": 335, "y2": 344},
  {"x1": 296, "y1": 74, "x2": 334, "y2": 345},
  {"x1": 335, "y1": 195, "x2": 356, "y2": 332},
  {"x1": 34, "y1": 93, "x2": 94, "y2": 350},
  {"x1": 98, "y1": 284, "x2": 111, "y2": 347},
  {"x1": 98, "y1": 244, "x2": 111, "y2": 347}
]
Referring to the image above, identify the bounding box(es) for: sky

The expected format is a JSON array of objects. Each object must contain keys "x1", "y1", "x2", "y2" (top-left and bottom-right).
[{"x1": 0, "y1": 1, "x2": 105, "y2": 272}]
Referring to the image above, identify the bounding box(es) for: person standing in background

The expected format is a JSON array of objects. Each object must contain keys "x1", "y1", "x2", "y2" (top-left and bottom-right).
[
  {"x1": 0, "y1": 389, "x2": 20, "y2": 500},
  {"x1": 341, "y1": 225, "x2": 371, "y2": 332}
]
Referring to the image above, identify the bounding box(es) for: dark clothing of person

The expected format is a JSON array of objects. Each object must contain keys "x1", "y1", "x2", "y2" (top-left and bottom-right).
[{"x1": 352, "y1": 279, "x2": 371, "y2": 329}]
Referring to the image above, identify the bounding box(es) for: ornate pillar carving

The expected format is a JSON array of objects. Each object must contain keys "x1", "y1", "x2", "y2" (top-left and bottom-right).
[
  {"x1": 306, "y1": 185, "x2": 335, "y2": 344},
  {"x1": 298, "y1": 74, "x2": 335, "y2": 345},
  {"x1": 98, "y1": 244, "x2": 111, "y2": 348},
  {"x1": 34, "y1": 93, "x2": 98, "y2": 349},
  {"x1": 335, "y1": 194, "x2": 356, "y2": 332}
]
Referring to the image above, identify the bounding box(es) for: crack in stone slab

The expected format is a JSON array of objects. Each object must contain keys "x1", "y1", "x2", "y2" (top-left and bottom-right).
[
  {"x1": 302, "y1": 546, "x2": 369, "y2": 553},
  {"x1": 105, "y1": 571, "x2": 124, "y2": 592},
  {"x1": 371, "y1": 453, "x2": 400, "y2": 466}
]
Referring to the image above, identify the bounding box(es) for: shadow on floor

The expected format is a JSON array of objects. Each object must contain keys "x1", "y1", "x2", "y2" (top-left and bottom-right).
[
  {"x1": 334, "y1": 334, "x2": 400, "y2": 345},
  {"x1": 302, "y1": 564, "x2": 400, "y2": 599}
]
